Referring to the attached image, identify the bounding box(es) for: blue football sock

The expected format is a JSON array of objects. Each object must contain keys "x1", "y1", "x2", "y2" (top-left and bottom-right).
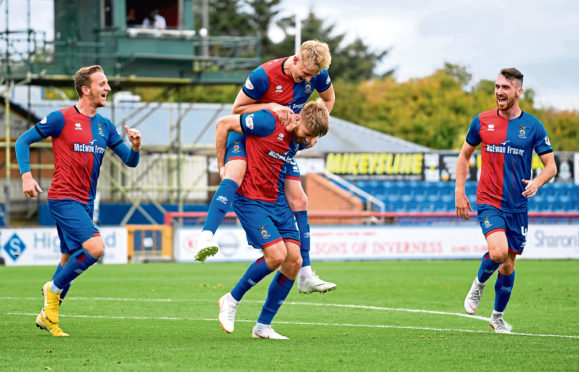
[
  {"x1": 230, "y1": 256, "x2": 273, "y2": 302},
  {"x1": 477, "y1": 252, "x2": 501, "y2": 283},
  {"x1": 294, "y1": 210, "x2": 311, "y2": 267},
  {"x1": 494, "y1": 271, "x2": 515, "y2": 313},
  {"x1": 52, "y1": 248, "x2": 98, "y2": 290},
  {"x1": 51, "y1": 263, "x2": 71, "y2": 299},
  {"x1": 203, "y1": 178, "x2": 239, "y2": 233},
  {"x1": 258, "y1": 271, "x2": 295, "y2": 325}
]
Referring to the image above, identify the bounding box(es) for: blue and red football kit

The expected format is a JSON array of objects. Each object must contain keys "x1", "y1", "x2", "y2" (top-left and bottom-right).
[
  {"x1": 466, "y1": 109, "x2": 552, "y2": 254},
  {"x1": 16, "y1": 105, "x2": 140, "y2": 253},
  {"x1": 232, "y1": 110, "x2": 301, "y2": 249}
]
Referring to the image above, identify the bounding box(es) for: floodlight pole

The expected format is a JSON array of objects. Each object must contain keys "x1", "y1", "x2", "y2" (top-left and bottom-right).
[{"x1": 294, "y1": 14, "x2": 301, "y2": 55}]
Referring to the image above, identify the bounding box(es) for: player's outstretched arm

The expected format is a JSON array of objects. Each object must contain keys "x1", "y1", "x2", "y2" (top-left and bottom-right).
[
  {"x1": 522, "y1": 152, "x2": 557, "y2": 198},
  {"x1": 455, "y1": 141, "x2": 476, "y2": 220},
  {"x1": 15, "y1": 127, "x2": 45, "y2": 198}
]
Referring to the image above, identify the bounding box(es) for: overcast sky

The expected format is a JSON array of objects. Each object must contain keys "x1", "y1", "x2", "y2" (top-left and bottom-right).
[
  {"x1": 2, "y1": 0, "x2": 578, "y2": 111},
  {"x1": 277, "y1": 0, "x2": 579, "y2": 111}
]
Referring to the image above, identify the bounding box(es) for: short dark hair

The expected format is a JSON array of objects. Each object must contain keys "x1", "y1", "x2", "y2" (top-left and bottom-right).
[
  {"x1": 74, "y1": 65, "x2": 104, "y2": 97},
  {"x1": 500, "y1": 68, "x2": 524, "y2": 87}
]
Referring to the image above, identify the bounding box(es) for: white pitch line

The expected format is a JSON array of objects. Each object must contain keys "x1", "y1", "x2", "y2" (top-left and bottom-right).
[
  {"x1": 5, "y1": 312, "x2": 579, "y2": 339},
  {"x1": 0, "y1": 296, "x2": 489, "y2": 322}
]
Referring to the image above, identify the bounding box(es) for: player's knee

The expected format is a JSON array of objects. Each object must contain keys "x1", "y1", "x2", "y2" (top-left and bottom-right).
[
  {"x1": 489, "y1": 249, "x2": 507, "y2": 263},
  {"x1": 84, "y1": 237, "x2": 105, "y2": 259},
  {"x1": 265, "y1": 250, "x2": 286, "y2": 270}
]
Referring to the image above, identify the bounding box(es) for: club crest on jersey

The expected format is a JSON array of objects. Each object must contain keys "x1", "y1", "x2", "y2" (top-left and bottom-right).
[
  {"x1": 487, "y1": 124, "x2": 495, "y2": 131},
  {"x1": 259, "y1": 226, "x2": 271, "y2": 239},
  {"x1": 518, "y1": 125, "x2": 527, "y2": 138},
  {"x1": 232, "y1": 142, "x2": 241, "y2": 153},
  {"x1": 245, "y1": 114, "x2": 255, "y2": 130},
  {"x1": 275, "y1": 85, "x2": 283, "y2": 93},
  {"x1": 75, "y1": 122, "x2": 82, "y2": 131},
  {"x1": 98, "y1": 123, "x2": 105, "y2": 137},
  {"x1": 277, "y1": 132, "x2": 285, "y2": 141},
  {"x1": 244, "y1": 78, "x2": 254, "y2": 90},
  {"x1": 304, "y1": 83, "x2": 312, "y2": 94},
  {"x1": 483, "y1": 217, "x2": 492, "y2": 229}
]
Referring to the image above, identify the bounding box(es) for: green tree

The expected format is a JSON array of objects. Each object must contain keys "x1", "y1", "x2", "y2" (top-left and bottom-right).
[{"x1": 270, "y1": 9, "x2": 390, "y2": 82}]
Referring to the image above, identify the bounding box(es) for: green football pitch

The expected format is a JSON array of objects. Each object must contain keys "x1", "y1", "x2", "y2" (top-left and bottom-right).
[{"x1": 1, "y1": 260, "x2": 577, "y2": 371}]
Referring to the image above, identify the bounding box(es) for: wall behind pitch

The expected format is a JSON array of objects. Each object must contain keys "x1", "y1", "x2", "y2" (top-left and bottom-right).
[
  {"x1": 175, "y1": 225, "x2": 579, "y2": 262},
  {"x1": 0, "y1": 228, "x2": 127, "y2": 265}
]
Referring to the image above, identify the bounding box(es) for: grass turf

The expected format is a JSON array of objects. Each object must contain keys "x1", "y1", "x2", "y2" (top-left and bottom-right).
[{"x1": 0, "y1": 260, "x2": 577, "y2": 371}]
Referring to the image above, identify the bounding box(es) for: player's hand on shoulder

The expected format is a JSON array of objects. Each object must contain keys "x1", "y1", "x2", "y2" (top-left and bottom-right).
[
  {"x1": 21, "y1": 172, "x2": 43, "y2": 198},
  {"x1": 271, "y1": 105, "x2": 294, "y2": 127}
]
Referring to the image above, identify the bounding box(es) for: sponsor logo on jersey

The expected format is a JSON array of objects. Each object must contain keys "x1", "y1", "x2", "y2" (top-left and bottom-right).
[
  {"x1": 291, "y1": 102, "x2": 305, "y2": 112},
  {"x1": 275, "y1": 85, "x2": 283, "y2": 93},
  {"x1": 75, "y1": 122, "x2": 82, "y2": 131},
  {"x1": 267, "y1": 150, "x2": 293, "y2": 163},
  {"x1": 304, "y1": 83, "x2": 312, "y2": 94},
  {"x1": 545, "y1": 136, "x2": 551, "y2": 146},
  {"x1": 500, "y1": 140, "x2": 509, "y2": 145},
  {"x1": 40, "y1": 117, "x2": 47, "y2": 124},
  {"x1": 326, "y1": 76, "x2": 331, "y2": 85},
  {"x1": 244, "y1": 78, "x2": 254, "y2": 90},
  {"x1": 259, "y1": 226, "x2": 271, "y2": 239},
  {"x1": 487, "y1": 123, "x2": 495, "y2": 131},
  {"x1": 73, "y1": 142, "x2": 106, "y2": 154},
  {"x1": 518, "y1": 125, "x2": 527, "y2": 138},
  {"x1": 245, "y1": 114, "x2": 255, "y2": 130},
  {"x1": 486, "y1": 143, "x2": 525, "y2": 156}
]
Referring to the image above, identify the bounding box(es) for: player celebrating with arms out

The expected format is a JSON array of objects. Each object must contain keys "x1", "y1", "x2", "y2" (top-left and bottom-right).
[
  {"x1": 216, "y1": 102, "x2": 329, "y2": 339},
  {"x1": 196, "y1": 40, "x2": 336, "y2": 294},
  {"x1": 16, "y1": 65, "x2": 142, "y2": 336},
  {"x1": 455, "y1": 68, "x2": 557, "y2": 333}
]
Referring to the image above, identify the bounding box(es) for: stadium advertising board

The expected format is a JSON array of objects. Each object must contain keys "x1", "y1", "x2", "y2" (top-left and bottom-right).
[
  {"x1": 0, "y1": 227, "x2": 127, "y2": 265},
  {"x1": 174, "y1": 225, "x2": 579, "y2": 262},
  {"x1": 326, "y1": 152, "x2": 577, "y2": 184}
]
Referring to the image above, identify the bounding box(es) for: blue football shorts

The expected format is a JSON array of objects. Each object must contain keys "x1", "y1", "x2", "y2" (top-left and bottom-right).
[
  {"x1": 476, "y1": 204, "x2": 528, "y2": 255},
  {"x1": 225, "y1": 132, "x2": 247, "y2": 162},
  {"x1": 48, "y1": 199, "x2": 100, "y2": 255},
  {"x1": 233, "y1": 194, "x2": 300, "y2": 249}
]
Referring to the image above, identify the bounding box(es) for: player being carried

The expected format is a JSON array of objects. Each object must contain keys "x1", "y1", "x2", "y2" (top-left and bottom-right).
[
  {"x1": 15, "y1": 65, "x2": 142, "y2": 336},
  {"x1": 195, "y1": 40, "x2": 336, "y2": 294},
  {"x1": 215, "y1": 102, "x2": 330, "y2": 339}
]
